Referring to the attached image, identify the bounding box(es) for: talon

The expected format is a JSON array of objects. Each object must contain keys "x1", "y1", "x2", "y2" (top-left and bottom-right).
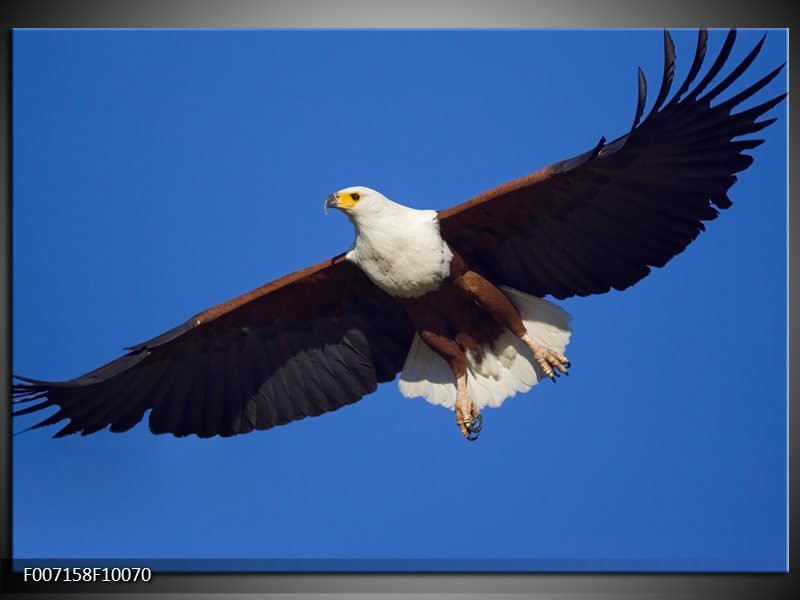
[
  {"x1": 454, "y1": 374, "x2": 482, "y2": 441},
  {"x1": 466, "y1": 415, "x2": 481, "y2": 440},
  {"x1": 530, "y1": 342, "x2": 571, "y2": 381},
  {"x1": 456, "y1": 405, "x2": 482, "y2": 440},
  {"x1": 470, "y1": 412, "x2": 483, "y2": 434}
]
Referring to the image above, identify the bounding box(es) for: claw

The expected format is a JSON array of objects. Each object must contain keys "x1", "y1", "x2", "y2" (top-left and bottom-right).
[
  {"x1": 456, "y1": 405, "x2": 482, "y2": 440},
  {"x1": 454, "y1": 374, "x2": 483, "y2": 440},
  {"x1": 528, "y1": 341, "x2": 571, "y2": 381},
  {"x1": 466, "y1": 413, "x2": 481, "y2": 441},
  {"x1": 470, "y1": 412, "x2": 483, "y2": 434}
]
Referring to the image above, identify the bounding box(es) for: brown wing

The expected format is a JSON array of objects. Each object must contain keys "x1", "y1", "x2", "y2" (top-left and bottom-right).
[
  {"x1": 438, "y1": 29, "x2": 786, "y2": 299},
  {"x1": 13, "y1": 255, "x2": 414, "y2": 438}
]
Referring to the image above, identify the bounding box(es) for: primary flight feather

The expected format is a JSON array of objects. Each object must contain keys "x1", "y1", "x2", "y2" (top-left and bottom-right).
[{"x1": 13, "y1": 29, "x2": 786, "y2": 440}]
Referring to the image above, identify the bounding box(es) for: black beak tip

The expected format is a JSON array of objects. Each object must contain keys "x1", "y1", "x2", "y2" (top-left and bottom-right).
[{"x1": 324, "y1": 193, "x2": 338, "y2": 213}]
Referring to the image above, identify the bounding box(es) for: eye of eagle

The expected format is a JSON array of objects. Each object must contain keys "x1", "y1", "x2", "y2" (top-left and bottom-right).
[{"x1": 351, "y1": 192, "x2": 361, "y2": 201}]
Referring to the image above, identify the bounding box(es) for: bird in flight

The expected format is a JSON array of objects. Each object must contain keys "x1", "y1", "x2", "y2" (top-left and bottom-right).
[{"x1": 13, "y1": 29, "x2": 786, "y2": 441}]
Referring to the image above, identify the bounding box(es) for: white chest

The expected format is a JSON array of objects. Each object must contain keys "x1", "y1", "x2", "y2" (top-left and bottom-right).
[{"x1": 346, "y1": 214, "x2": 453, "y2": 298}]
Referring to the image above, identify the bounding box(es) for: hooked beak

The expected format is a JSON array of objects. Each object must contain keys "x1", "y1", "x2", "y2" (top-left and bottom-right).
[{"x1": 323, "y1": 193, "x2": 338, "y2": 214}]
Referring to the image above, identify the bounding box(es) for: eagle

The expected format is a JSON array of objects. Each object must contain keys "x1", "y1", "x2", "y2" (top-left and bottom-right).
[{"x1": 13, "y1": 29, "x2": 786, "y2": 441}]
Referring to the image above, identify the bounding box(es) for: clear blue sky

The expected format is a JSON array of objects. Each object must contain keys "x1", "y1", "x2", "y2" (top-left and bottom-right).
[{"x1": 12, "y1": 29, "x2": 787, "y2": 571}]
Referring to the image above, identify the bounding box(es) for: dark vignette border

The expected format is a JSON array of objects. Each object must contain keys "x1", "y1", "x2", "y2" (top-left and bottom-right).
[{"x1": 0, "y1": 0, "x2": 794, "y2": 598}]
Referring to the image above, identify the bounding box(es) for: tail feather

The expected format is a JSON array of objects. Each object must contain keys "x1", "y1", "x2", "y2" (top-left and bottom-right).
[{"x1": 398, "y1": 286, "x2": 572, "y2": 410}]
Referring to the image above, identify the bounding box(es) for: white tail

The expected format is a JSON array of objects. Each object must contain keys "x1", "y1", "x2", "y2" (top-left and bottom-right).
[{"x1": 398, "y1": 286, "x2": 572, "y2": 410}]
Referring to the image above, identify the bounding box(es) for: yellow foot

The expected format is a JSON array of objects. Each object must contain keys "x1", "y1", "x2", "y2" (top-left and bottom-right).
[
  {"x1": 523, "y1": 334, "x2": 571, "y2": 382},
  {"x1": 455, "y1": 399, "x2": 482, "y2": 441}
]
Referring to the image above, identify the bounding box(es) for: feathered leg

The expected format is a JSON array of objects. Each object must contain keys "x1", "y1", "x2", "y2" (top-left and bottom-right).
[
  {"x1": 453, "y1": 270, "x2": 571, "y2": 382},
  {"x1": 417, "y1": 329, "x2": 482, "y2": 440},
  {"x1": 403, "y1": 300, "x2": 483, "y2": 440}
]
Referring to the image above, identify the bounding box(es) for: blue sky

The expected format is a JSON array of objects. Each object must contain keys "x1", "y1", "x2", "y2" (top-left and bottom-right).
[{"x1": 12, "y1": 29, "x2": 787, "y2": 570}]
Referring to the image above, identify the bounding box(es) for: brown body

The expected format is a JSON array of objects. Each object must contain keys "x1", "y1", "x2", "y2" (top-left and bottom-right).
[
  {"x1": 402, "y1": 251, "x2": 527, "y2": 378},
  {"x1": 398, "y1": 248, "x2": 571, "y2": 438}
]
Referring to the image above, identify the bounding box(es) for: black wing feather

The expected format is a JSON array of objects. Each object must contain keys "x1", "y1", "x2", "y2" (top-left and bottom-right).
[
  {"x1": 439, "y1": 29, "x2": 785, "y2": 300},
  {"x1": 14, "y1": 259, "x2": 414, "y2": 438}
]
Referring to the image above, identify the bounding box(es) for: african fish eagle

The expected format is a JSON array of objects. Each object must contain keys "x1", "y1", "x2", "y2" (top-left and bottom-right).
[{"x1": 13, "y1": 29, "x2": 786, "y2": 440}]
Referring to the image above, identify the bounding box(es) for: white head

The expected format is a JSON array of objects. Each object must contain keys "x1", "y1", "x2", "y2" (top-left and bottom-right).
[{"x1": 323, "y1": 186, "x2": 395, "y2": 223}]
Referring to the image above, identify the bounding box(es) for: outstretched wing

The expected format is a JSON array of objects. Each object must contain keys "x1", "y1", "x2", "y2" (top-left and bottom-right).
[
  {"x1": 13, "y1": 256, "x2": 414, "y2": 438},
  {"x1": 438, "y1": 29, "x2": 786, "y2": 300}
]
